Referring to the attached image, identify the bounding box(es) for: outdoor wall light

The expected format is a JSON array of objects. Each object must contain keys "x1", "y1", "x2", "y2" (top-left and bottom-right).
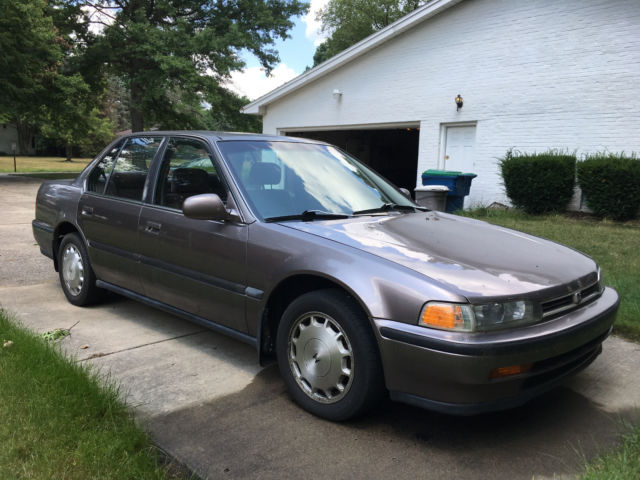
[
  {"x1": 455, "y1": 94, "x2": 464, "y2": 111},
  {"x1": 332, "y1": 89, "x2": 343, "y2": 99}
]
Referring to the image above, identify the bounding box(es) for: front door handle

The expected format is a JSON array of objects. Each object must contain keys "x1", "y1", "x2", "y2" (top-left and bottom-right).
[
  {"x1": 144, "y1": 221, "x2": 162, "y2": 235},
  {"x1": 81, "y1": 206, "x2": 94, "y2": 217}
]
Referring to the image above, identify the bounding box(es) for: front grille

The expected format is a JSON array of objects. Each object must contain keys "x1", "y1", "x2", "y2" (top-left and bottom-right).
[
  {"x1": 522, "y1": 329, "x2": 609, "y2": 390},
  {"x1": 541, "y1": 281, "x2": 602, "y2": 319},
  {"x1": 523, "y1": 345, "x2": 601, "y2": 390}
]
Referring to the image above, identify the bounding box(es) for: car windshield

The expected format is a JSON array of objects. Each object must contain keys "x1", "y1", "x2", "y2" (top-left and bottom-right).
[{"x1": 217, "y1": 140, "x2": 417, "y2": 221}]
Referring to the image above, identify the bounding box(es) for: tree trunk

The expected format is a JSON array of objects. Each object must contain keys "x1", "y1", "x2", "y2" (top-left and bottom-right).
[
  {"x1": 130, "y1": 82, "x2": 144, "y2": 132},
  {"x1": 65, "y1": 142, "x2": 73, "y2": 162},
  {"x1": 15, "y1": 119, "x2": 33, "y2": 155}
]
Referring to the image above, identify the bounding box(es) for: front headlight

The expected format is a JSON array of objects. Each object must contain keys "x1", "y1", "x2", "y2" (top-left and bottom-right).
[
  {"x1": 473, "y1": 300, "x2": 541, "y2": 331},
  {"x1": 419, "y1": 300, "x2": 542, "y2": 332}
]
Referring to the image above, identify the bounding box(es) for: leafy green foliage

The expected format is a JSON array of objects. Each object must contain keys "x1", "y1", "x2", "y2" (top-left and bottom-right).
[
  {"x1": 2, "y1": 1, "x2": 303, "y2": 151},
  {"x1": 81, "y1": 0, "x2": 308, "y2": 131},
  {"x1": 205, "y1": 89, "x2": 262, "y2": 133},
  {"x1": 41, "y1": 328, "x2": 71, "y2": 342},
  {"x1": 0, "y1": 0, "x2": 63, "y2": 153},
  {"x1": 102, "y1": 75, "x2": 132, "y2": 133},
  {"x1": 0, "y1": 0, "x2": 109, "y2": 155},
  {"x1": 40, "y1": 73, "x2": 115, "y2": 160},
  {"x1": 577, "y1": 153, "x2": 640, "y2": 221},
  {"x1": 313, "y1": 0, "x2": 426, "y2": 66},
  {"x1": 500, "y1": 149, "x2": 576, "y2": 214}
]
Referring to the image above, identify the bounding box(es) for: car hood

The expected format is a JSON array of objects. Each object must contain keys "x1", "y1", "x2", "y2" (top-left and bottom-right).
[{"x1": 282, "y1": 211, "x2": 597, "y2": 301}]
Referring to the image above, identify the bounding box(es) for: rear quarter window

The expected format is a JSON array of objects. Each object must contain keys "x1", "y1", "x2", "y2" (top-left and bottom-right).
[{"x1": 86, "y1": 142, "x2": 122, "y2": 194}]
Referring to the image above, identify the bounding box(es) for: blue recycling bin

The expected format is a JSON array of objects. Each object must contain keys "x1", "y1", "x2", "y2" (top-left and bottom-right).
[{"x1": 421, "y1": 169, "x2": 477, "y2": 213}]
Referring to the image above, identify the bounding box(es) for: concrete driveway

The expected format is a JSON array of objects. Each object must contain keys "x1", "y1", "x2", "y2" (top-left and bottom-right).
[{"x1": 1, "y1": 174, "x2": 639, "y2": 479}]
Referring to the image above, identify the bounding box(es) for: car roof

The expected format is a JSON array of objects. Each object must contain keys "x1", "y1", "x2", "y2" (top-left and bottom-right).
[{"x1": 119, "y1": 130, "x2": 327, "y2": 145}]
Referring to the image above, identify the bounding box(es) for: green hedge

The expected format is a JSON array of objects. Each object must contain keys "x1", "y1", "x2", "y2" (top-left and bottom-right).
[
  {"x1": 500, "y1": 149, "x2": 576, "y2": 214},
  {"x1": 577, "y1": 153, "x2": 640, "y2": 221}
]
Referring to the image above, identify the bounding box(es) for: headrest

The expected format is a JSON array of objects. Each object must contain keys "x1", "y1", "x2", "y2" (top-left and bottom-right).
[
  {"x1": 173, "y1": 168, "x2": 209, "y2": 184},
  {"x1": 247, "y1": 162, "x2": 281, "y2": 187}
]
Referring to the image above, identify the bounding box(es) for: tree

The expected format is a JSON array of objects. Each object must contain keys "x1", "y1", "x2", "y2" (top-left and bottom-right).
[
  {"x1": 102, "y1": 75, "x2": 132, "y2": 134},
  {"x1": 205, "y1": 88, "x2": 262, "y2": 133},
  {"x1": 40, "y1": 74, "x2": 114, "y2": 161},
  {"x1": 0, "y1": 0, "x2": 107, "y2": 155},
  {"x1": 77, "y1": 0, "x2": 308, "y2": 132},
  {"x1": 0, "y1": 0, "x2": 62, "y2": 153},
  {"x1": 313, "y1": 0, "x2": 426, "y2": 66}
]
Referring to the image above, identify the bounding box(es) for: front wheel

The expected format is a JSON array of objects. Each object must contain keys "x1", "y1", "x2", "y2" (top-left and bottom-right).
[
  {"x1": 58, "y1": 232, "x2": 102, "y2": 306},
  {"x1": 276, "y1": 289, "x2": 384, "y2": 421}
]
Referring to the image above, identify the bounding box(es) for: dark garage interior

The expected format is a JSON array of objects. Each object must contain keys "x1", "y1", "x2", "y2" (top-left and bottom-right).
[{"x1": 286, "y1": 128, "x2": 420, "y2": 194}]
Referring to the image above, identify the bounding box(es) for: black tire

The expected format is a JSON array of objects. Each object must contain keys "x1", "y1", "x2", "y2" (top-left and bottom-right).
[
  {"x1": 57, "y1": 232, "x2": 102, "y2": 306},
  {"x1": 276, "y1": 288, "x2": 385, "y2": 421}
]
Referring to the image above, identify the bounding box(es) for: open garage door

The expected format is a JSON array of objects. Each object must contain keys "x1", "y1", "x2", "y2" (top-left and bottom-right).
[{"x1": 285, "y1": 127, "x2": 419, "y2": 194}]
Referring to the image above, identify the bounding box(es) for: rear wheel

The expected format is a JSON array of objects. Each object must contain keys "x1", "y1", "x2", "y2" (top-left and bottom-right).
[
  {"x1": 58, "y1": 232, "x2": 101, "y2": 306},
  {"x1": 276, "y1": 289, "x2": 384, "y2": 421}
]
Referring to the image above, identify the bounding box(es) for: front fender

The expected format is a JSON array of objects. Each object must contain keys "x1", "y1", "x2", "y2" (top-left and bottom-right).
[{"x1": 245, "y1": 221, "x2": 464, "y2": 338}]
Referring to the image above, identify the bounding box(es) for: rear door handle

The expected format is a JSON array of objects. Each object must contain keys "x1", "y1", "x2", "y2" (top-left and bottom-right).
[
  {"x1": 81, "y1": 206, "x2": 94, "y2": 217},
  {"x1": 144, "y1": 221, "x2": 162, "y2": 235}
]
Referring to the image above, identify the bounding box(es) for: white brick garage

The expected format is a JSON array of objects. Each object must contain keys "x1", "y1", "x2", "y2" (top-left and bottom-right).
[{"x1": 244, "y1": 0, "x2": 640, "y2": 207}]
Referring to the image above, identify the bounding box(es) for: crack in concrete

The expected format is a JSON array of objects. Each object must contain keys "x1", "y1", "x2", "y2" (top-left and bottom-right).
[{"x1": 77, "y1": 329, "x2": 209, "y2": 362}]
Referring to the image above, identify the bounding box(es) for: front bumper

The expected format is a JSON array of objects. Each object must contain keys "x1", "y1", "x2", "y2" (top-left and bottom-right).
[{"x1": 375, "y1": 286, "x2": 619, "y2": 415}]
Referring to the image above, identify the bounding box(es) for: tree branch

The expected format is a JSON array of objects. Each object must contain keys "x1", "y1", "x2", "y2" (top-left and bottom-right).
[{"x1": 80, "y1": 1, "x2": 119, "y2": 23}]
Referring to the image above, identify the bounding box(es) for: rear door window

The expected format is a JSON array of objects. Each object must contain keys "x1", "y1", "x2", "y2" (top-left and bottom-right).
[{"x1": 104, "y1": 137, "x2": 163, "y2": 201}]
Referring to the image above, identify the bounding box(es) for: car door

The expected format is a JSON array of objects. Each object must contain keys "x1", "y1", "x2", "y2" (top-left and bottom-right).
[
  {"x1": 78, "y1": 135, "x2": 164, "y2": 294},
  {"x1": 137, "y1": 136, "x2": 249, "y2": 333}
]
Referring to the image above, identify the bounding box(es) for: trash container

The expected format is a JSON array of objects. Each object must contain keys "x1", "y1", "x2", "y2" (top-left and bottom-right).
[
  {"x1": 421, "y1": 169, "x2": 477, "y2": 213},
  {"x1": 414, "y1": 185, "x2": 449, "y2": 211}
]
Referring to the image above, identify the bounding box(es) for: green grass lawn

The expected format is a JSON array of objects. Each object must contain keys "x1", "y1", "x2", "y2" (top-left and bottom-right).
[
  {"x1": 0, "y1": 310, "x2": 187, "y2": 479},
  {"x1": 461, "y1": 208, "x2": 640, "y2": 342},
  {"x1": 0, "y1": 156, "x2": 92, "y2": 173},
  {"x1": 582, "y1": 422, "x2": 640, "y2": 480}
]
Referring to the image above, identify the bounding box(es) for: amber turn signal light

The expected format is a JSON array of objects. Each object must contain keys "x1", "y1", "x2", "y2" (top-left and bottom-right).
[
  {"x1": 421, "y1": 304, "x2": 457, "y2": 329},
  {"x1": 489, "y1": 363, "x2": 533, "y2": 379},
  {"x1": 419, "y1": 302, "x2": 475, "y2": 331}
]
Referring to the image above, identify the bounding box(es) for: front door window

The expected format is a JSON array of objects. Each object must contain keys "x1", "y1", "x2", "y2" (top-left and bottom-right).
[{"x1": 154, "y1": 137, "x2": 227, "y2": 209}]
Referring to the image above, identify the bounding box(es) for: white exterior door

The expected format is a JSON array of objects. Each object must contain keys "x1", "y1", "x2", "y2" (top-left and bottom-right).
[{"x1": 444, "y1": 125, "x2": 476, "y2": 172}]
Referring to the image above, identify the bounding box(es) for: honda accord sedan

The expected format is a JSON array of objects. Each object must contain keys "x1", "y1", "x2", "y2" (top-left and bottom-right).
[{"x1": 32, "y1": 131, "x2": 619, "y2": 421}]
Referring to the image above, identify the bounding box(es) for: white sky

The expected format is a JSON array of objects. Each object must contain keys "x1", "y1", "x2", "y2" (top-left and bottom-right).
[
  {"x1": 305, "y1": 0, "x2": 330, "y2": 46},
  {"x1": 226, "y1": 63, "x2": 298, "y2": 100}
]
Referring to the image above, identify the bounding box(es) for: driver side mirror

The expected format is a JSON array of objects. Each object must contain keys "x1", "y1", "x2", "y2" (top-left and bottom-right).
[
  {"x1": 399, "y1": 187, "x2": 412, "y2": 198},
  {"x1": 182, "y1": 194, "x2": 230, "y2": 221}
]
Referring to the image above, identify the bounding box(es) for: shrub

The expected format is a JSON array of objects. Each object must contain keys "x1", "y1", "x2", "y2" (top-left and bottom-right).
[
  {"x1": 577, "y1": 153, "x2": 640, "y2": 221},
  {"x1": 500, "y1": 149, "x2": 576, "y2": 214}
]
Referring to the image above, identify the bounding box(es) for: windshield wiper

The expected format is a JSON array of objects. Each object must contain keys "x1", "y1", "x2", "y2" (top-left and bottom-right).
[
  {"x1": 264, "y1": 210, "x2": 351, "y2": 223},
  {"x1": 352, "y1": 203, "x2": 418, "y2": 216}
]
